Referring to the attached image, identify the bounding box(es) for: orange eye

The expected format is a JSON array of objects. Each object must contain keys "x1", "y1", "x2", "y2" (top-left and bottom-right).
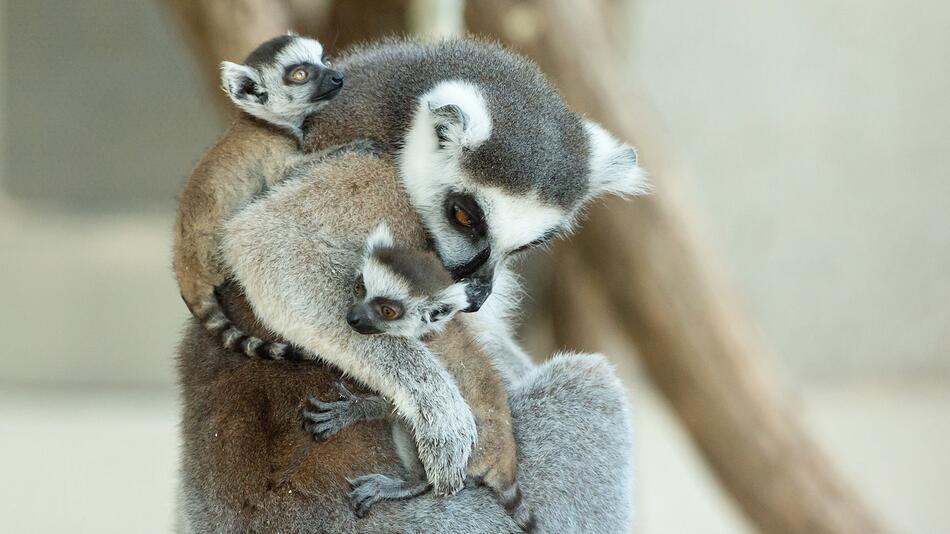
[
  {"x1": 379, "y1": 305, "x2": 398, "y2": 319},
  {"x1": 289, "y1": 67, "x2": 309, "y2": 82},
  {"x1": 453, "y1": 205, "x2": 474, "y2": 227}
]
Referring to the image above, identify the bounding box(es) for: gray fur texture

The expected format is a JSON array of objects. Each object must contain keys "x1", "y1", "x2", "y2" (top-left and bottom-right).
[
  {"x1": 176, "y1": 317, "x2": 634, "y2": 533},
  {"x1": 303, "y1": 38, "x2": 591, "y2": 208},
  {"x1": 360, "y1": 352, "x2": 635, "y2": 534}
]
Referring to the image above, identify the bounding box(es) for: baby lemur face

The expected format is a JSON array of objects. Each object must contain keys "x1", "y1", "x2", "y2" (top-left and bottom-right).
[
  {"x1": 347, "y1": 224, "x2": 470, "y2": 339},
  {"x1": 220, "y1": 33, "x2": 344, "y2": 139}
]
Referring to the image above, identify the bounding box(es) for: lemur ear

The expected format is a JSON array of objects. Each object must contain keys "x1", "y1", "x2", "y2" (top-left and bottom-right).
[
  {"x1": 583, "y1": 119, "x2": 648, "y2": 201},
  {"x1": 364, "y1": 223, "x2": 395, "y2": 255},
  {"x1": 429, "y1": 103, "x2": 469, "y2": 148},
  {"x1": 423, "y1": 283, "x2": 469, "y2": 324},
  {"x1": 422, "y1": 80, "x2": 493, "y2": 150},
  {"x1": 220, "y1": 61, "x2": 265, "y2": 105}
]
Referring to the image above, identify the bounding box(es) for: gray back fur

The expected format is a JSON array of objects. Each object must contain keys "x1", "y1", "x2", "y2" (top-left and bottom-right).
[{"x1": 305, "y1": 38, "x2": 591, "y2": 209}]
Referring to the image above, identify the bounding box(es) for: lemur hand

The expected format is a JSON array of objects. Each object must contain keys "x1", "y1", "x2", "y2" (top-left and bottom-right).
[
  {"x1": 410, "y1": 387, "x2": 478, "y2": 495},
  {"x1": 303, "y1": 382, "x2": 390, "y2": 441}
]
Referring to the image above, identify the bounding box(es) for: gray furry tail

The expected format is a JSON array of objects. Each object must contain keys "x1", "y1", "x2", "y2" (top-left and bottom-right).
[
  {"x1": 192, "y1": 289, "x2": 296, "y2": 360},
  {"x1": 500, "y1": 482, "x2": 535, "y2": 533}
]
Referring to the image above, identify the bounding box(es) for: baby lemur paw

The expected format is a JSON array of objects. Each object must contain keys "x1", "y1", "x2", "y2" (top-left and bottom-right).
[
  {"x1": 303, "y1": 382, "x2": 386, "y2": 441},
  {"x1": 346, "y1": 474, "x2": 431, "y2": 518}
]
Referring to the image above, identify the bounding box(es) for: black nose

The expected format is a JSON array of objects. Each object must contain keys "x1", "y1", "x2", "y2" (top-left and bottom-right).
[
  {"x1": 462, "y1": 275, "x2": 493, "y2": 313},
  {"x1": 346, "y1": 307, "x2": 383, "y2": 335},
  {"x1": 312, "y1": 69, "x2": 344, "y2": 102}
]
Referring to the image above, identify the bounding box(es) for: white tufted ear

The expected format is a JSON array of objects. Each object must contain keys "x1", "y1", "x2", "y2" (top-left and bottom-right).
[
  {"x1": 583, "y1": 120, "x2": 647, "y2": 200},
  {"x1": 220, "y1": 61, "x2": 265, "y2": 106},
  {"x1": 364, "y1": 223, "x2": 395, "y2": 256},
  {"x1": 421, "y1": 80, "x2": 493, "y2": 151}
]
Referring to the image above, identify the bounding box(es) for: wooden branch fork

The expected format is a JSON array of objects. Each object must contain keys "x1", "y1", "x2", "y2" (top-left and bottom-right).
[{"x1": 164, "y1": 1, "x2": 887, "y2": 532}]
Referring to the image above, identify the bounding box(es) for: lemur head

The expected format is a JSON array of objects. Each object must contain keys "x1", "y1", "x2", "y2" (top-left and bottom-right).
[
  {"x1": 399, "y1": 45, "x2": 646, "y2": 311},
  {"x1": 346, "y1": 224, "x2": 471, "y2": 338},
  {"x1": 220, "y1": 33, "x2": 344, "y2": 139}
]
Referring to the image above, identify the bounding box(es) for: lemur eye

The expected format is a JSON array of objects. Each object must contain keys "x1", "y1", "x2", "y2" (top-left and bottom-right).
[
  {"x1": 353, "y1": 276, "x2": 366, "y2": 298},
  {"x1": 452, "y1": 204, "x2": 474, "y2": 228},
  {"x1": 289, "y1": 67, "x2": 309, "y2": 83},
  {"x1": 372, "y1": 299, "x2": 404, "y2": 321},
  {"x1": 445, "y1": 193, "x2": 487, "y2": 237}
]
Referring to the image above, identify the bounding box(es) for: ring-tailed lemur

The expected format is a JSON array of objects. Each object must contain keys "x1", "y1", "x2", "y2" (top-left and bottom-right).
[
  {"x1": 177, "y1": 148, "x2": 637, "y2": 533},
  {"x1": 301, "y1": 224, "x2": 531, "y2": 528},
  {"x1": 184, "y1": 38, "x2": 644, "y2": 362},
  {"x1": 173, "y1": 33, "x2": 343, "y2": 359},
  {"x1": 206, "y1": 38, "x2": 644, "y2": 500}
]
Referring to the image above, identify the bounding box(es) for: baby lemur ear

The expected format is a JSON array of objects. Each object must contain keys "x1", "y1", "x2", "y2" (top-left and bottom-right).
[
  {"x1": 583, "y1": 119, "x2": 648, "y2": 201},
  {"x1": 220, "y1": 61, "x2": 266, "y2": 106},
  {"x1": 423, "y1": 282, "x2": 470, "y2": 325},
  {"x1": 423, "y1": 80, "x2": 493, "y2": 151},
  {"x1": 364, "y1": 223, "x2": 395, "y2": 256}
]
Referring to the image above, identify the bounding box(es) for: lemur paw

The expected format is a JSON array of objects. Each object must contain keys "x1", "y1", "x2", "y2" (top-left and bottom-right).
[
  {"x1": 303, "y1": 382, "x2": 382, "y2": 441},
  {"x1": 346, "y1": 474, "x2": 431, "y2": 518},
  {"x1": 412, "y1": 396, "x2": 478, "y2": 496}
]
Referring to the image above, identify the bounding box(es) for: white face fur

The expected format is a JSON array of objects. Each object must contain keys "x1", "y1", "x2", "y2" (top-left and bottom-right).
[
  {"x1": 348, "y1": 224, "x2": 471, "y2": 339},
  {"x1": 220, "y1": 36, "x2": 339, "y2": 139},
  {"x1": 398, "y1": 80, "x2": 646, "y2": 307}
]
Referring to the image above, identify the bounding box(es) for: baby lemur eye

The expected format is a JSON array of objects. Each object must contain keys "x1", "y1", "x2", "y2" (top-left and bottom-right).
[
  {"x1": 353, "y1": 276, "x2": 366, "y2": 298},
  {"x1": 372, "y1": 299, "x2": 404, "y2": 321},
  {"x1": 287, "y1": 66, "x2": 310, "y2": 84}
]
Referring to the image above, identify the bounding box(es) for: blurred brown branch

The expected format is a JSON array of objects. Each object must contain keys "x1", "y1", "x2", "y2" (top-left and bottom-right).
[
  {"x1": 164, "y1": 1, "x2": 887, "y2": 533},
  {"x1": 165, "y1": 0, "x2": 294, "y2": 115}
]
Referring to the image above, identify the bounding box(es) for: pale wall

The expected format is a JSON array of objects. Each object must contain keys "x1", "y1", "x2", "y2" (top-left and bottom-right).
[{"x1": 1, "y1": 0, "x2": 948, "y2": 384}]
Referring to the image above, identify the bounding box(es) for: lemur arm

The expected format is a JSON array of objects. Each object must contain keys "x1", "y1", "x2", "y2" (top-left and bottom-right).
[{"x1": 319, "y1": 334, "x2": 477, "y2": 496}]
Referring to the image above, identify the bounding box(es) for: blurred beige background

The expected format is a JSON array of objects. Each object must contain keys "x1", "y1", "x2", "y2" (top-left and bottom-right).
[{"x1": 1, "y1": 1, "x2": 947, "y2": 533}]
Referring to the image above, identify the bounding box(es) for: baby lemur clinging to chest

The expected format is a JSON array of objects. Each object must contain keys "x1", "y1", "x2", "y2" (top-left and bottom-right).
[
  {"x1": 302, "y1": 224, "x2": 530, "y2": 528},
  {"x1": 173, "y1": 33, "x2": 343, "y2": 359}
]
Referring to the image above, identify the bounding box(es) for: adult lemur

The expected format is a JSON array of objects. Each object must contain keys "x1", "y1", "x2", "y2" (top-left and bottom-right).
[
  {"x1": 301, "y1": 224, "x2": 527, "y2": 524},
  {"x1": 179, "y1": 151, "x2": 637, "y2": 533},
  {"x1": 216, "y1": 37, "x2": 643, "y2": 498},
  {"x1": 177, "y1": 37, "x2": 643, "y2": 527},
  {"x1": 174, "y1": 33, "x2": 343, "y2": 359}
]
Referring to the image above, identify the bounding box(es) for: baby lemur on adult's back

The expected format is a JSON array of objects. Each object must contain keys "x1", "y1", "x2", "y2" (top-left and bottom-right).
[{"x1": 174, "y1": 34, "x2": 343, "y2": 359}]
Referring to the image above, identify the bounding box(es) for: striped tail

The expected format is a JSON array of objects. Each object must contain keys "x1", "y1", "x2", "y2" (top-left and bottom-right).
[
  {"x1": 499, "y1": 481, "x2": 536, "y2": 533},
  {"x1": 191, "y1": 289, "x2": 296, "y2": 360}
]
